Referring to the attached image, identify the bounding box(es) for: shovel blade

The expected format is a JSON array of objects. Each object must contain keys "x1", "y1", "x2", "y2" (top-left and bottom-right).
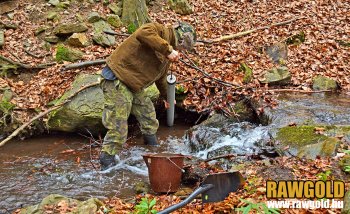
[{"x1": 202, "y1": 172, "x2": 244, "y2": 203}]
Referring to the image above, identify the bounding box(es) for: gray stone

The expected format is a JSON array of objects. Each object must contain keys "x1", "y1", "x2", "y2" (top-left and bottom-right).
[
  {"x1": 53, "y1": 23, "x2": 88, "y2": 36},
  {"x1": 265, "y1": 42, "x2": 288, "y2": 65},
  {"x1": 312, "y1": 75, "x2": 338, "y2": 91},
  {"x1": 47, "y1": 74, "x2": 160, "y2": 134},
  {"x1": 92, "y1": 20, "x2": 115, "y2": 46},
  {"x1": 88, "y1": 12, "x2": 101, "y2": 23},
  {"x1": 0, "y1": 31, "x2": 4, "y2": 48},
  {"x1": 168, "y1": 0, "x2": 193, "y2": 15},
  {"x1": 44, "y1": 35, "x2": 59, "y2": 43},
  {"x1": 261, "y1": 66, "x2": 291, "y2": 86},
  {"x1": 67, "y1": 33, "x2": 90, "y2": 47},
  {"x1": 107, "y1": 14, "x2": 123, "y2": 28},
  {"x1": 35, "y1": 27, "x2": 47, "y2": 36},
  {"x1": 108, "y1": 2, "x2": 122, "y2": 16},
  {"x1": 48, "y1": 0, "x2": 60, "y2": 6}
]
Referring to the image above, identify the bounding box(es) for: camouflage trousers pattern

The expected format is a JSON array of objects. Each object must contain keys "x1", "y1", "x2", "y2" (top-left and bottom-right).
[{"x1": 100, "y1": 78, "x2": 159, "y2": 155}]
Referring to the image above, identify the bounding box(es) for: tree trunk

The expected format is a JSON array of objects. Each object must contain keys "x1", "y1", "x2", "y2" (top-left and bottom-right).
[{"x1": 122, "y1": 0, "x2": 151, "y2": 28}]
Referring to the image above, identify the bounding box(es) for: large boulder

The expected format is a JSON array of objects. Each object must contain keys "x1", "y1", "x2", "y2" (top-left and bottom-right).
[
  {"x1": 19, "y1": 194, "x2": 103, "y2": 214},
  {"x1": 274, "y1": 125, "x2": 350, "y2": 159},
  {"x1": 47, "y1": 74, "x2": 160, "y2": 134}
]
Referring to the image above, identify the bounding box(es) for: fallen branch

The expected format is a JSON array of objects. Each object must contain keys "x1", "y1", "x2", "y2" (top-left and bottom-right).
[
  {"x1": 0, "y1": 82, "x2": 100, "y2": 147},
  {"x1": 61, "y1": 59, "x2": 106, "y2": 71},
  {"x1": 0, "y1": 54, "x2": 56, "y2": 69},
  {"x1": 268, "y1": 89, "x2": 332, "y2": 93},
  {"x1": 180, "y1": 52, "x2": 242, "y2": 88},
  {"x1": 208, "y1": 17, "x2": 304, "y2": 43},
  {"x1": 103, "y1": 30, "x2": 130, "y2": 37}
]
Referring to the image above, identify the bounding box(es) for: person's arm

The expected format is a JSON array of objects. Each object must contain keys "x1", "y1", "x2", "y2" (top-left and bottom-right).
[
  {"x1": 155, "y1": 73, "x2": 168, "y2": 99},
  {"x1": 135, "y1": 23, "x2": 173, "y2": 56}
]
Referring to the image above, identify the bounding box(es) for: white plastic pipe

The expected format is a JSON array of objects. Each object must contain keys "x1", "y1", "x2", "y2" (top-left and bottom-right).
[{"x1": 167, "y1": 74, "x2": 176, "y2": 127}]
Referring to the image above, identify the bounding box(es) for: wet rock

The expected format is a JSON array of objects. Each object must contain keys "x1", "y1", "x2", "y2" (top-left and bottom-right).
[
  {"x1": 108, "y1": 2, "x2": 122, "y2": 16},
  {"x1": 19, "y1": 194, "x2": 103, "y2": 214},
  {"x1": 274, "y1": 125, "x2": 349, "y2": 159},
  {"x1": 168, "y1": 0, "x2": 193, "y2": 15},
  {"x1": 182, "y1": 164, "x2": 210, "y2": 184},
  {"x1": 342, "y1": 191, "x2": 350, "y2": 214},
  {"x1": 67, "y1": 33, "x2": 90, "y2": 47},
  {"x1": 185, "y1": 113, "x2": 271, "y2": 159},
  {"x1": 107, "y1": 14, "x2": 123, "y2": 28},
  {"x1": 47, "y1": 74, "x2": 160, "y2": 134},
  {"x1": 88, "y1": 11, "x2": 102, "y2": 23},
  {"x1": 55, "y1": 44, "x2": 84, "y2": 63},
  {"x1": 53, "y1": 23, "x2": 88, "y2": 36},
  {"x1": 265, "y1": 42, "x2": 288, "y2": 65},
  {"x1": 44, "y1": 35, "x2": 59, "y2": 43},
  {"x1": 92, "y1": 20, "x2": 115, "y2": 47},
  {"x1": 312, "y1": 75, "x2": 338, "y2": 91},
  {"x1": 261, "y1": 66, "x2": 291, "y2": 86},
  {"x1": 0, "y1": 30, "x2": 4, "y2": 47},
  {"x1": 134, "y1": 181, "x2": 150, "y2": 194}
]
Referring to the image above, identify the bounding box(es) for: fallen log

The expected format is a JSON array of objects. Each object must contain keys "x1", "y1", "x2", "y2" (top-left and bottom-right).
[{"x1": 0, "y1": 82, "x2": 100, "y2": 147}]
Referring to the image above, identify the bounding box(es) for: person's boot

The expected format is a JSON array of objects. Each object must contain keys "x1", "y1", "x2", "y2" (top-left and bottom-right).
[
  {"x1": 99, "y1": 151, "x2": 116, "y2": 170},
  {"x1": 143, "y1": 134, "x2": 158, "y2": 146}
]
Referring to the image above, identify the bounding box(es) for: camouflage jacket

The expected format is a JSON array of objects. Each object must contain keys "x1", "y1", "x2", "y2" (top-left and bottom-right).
[{"x1": 106, "y1": 23, "x2": 176, "y2": 98}]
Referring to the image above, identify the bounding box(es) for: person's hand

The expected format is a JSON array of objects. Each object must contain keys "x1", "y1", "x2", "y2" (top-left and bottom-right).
[
  {"x1": 167, "y1": 50, "x2": 179, "y2": 62},
  {"x1": 163, "y1": 100, "x2": 176, "y2": 109}
]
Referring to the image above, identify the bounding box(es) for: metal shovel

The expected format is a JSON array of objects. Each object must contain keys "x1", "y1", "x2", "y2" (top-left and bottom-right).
[{"x1": 158, "y1": 171, "x2": 245, "y2": 214}]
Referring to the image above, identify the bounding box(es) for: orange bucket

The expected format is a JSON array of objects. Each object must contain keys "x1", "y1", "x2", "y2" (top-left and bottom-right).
[{"x1": 143, "y1": 153, "x2": 185, "y2": 193}]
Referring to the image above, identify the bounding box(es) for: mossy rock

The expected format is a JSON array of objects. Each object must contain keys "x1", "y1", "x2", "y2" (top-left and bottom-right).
[
  {"x1": 275, "y1": 125, "x2": 349, "y2": 159},
  {"x1": 261, "y1": 66, "x2": 291, "y2": 86},
  {"x1": 107, "y1": 15, "x2": 123, "y2": 28},
  {"x1": 55, "y1": 44, "x2": 84, "y2": 63},
  {"x1": 47, "y1": 74, "x2": 160, "y2": 134},
  {"x1": 87, "y1": 11, "x2": 101, "y2": 23},
  {"x1": 312, "y1": 75, "x2": 338, "y2": 91},
  {"x1": 343, "y1": 191, "x2": 350, "y2": 214},
  {"x1": 44, "y1": 35, "x2": 59, "y2": 43},
  {"x1": 92, "y1": 20, "x2": 115, "y2": 47},
  {"x1": 19, "y1": 194, "x2": 103, "y2": 214},
  {"x1": 0, "y1": 30, "x2": 4, "y2": 47},
  {"x1": 239, "y1": 62, "x2": 253, "y2": 84},
  {"x1": 108, "y1": 2, "x2": 122, "y2": 16},
  {"x1": 53, "y1": 23, "x2": 88, "y2": 36},
  {"x1": 168, "y1": 0, "x2": 193, "y2": 15},
  {"x1": 47, "y1": 11, "x2": 58, "y2": 20}
]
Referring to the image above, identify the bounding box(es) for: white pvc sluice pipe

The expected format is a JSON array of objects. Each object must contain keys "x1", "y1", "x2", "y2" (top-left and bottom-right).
[{"x1": 167, "y1": 74, "x2": 176, "y2": 127}]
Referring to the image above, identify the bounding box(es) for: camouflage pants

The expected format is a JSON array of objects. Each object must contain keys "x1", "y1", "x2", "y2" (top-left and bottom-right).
[{"x1": 100, "y1": 79, "x2": 159, "y2": 155}]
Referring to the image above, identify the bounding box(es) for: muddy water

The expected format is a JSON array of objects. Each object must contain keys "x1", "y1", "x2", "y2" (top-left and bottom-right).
[{"x1": 0, "y1": 122, "x2": 190, "y2": 213}]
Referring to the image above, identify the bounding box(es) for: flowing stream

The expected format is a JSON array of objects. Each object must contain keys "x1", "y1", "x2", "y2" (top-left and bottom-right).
[{"x1": 1, "y1": 93, "x2": 349, "y2": 213}]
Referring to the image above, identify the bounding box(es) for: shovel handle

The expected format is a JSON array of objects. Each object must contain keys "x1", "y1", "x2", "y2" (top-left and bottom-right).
[{"x1": 158, "y1": 184, "x2": 214, "y2": 214}]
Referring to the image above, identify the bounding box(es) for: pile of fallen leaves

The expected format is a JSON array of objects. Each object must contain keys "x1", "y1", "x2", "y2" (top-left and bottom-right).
[{"x1": 0, "y1": 0, "x2": 349, "y2": 116}]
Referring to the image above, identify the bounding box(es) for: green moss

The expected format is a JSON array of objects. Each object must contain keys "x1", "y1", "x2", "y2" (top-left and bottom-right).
[
  {"x1": 276, "y1": 126, "x2": 328, "y2": 146},
  {"x1": 55, "y1": 44, "x2": 83, "y2": 63},
  {"x1": 239, "y1": 63, "x2": 253, "y2": 84}
]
